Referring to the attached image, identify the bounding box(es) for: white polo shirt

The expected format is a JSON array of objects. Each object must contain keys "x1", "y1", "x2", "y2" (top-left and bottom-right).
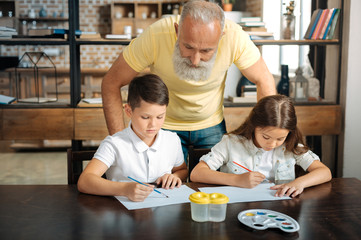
[{"x1": 94, "y1": 126, "x2": 184, "y2": 183}]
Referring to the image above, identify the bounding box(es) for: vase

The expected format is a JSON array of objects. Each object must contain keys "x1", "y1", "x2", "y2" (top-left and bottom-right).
[
  {"x1": 277, "y1": 65, "x2": 290, "y2": 96},
  {"x1": 281, "y1": 14, "x2": 295, "y2": 39}
]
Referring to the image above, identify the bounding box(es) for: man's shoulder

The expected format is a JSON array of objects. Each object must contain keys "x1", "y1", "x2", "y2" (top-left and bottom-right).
[
  {"x1": 149, "y1": 15, "x2": 179, "y2": 33},
  {"x1": 224, "y1": 19, "x2": 242, "y2": 30}
]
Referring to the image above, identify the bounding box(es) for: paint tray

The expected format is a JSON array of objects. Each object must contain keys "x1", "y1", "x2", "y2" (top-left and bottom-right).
[{"x1": 238, "y1": 209, "x2": 300, "y2": 232}]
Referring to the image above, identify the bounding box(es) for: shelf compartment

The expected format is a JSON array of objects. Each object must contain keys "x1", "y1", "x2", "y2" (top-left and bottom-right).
[
  {"x1": 224, "y1": 105, "x2": 341, "y2": 136},
  {"x1": 1, "y1": 108, "x2": 73, "y2": 140}
]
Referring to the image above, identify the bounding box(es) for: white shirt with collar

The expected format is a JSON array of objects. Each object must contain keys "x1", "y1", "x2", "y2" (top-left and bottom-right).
[
  {"x1": 200, "y1": 134, "x2": 319, "y2": 182},
  {"x1": 94, "y1": 125, "x2": 184, "y2": 183}
]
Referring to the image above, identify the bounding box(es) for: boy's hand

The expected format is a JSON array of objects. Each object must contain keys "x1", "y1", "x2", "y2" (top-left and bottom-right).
[
  {"x1": 124, "y1": 182, "x2": 154, "y2": 202},
  {"x1": 271, "y1": 181, "x2": 305, "y2": 198},
  {"x1": 236, "y1": 172, "x2": 266, "y2": 188},
  {"x1": 156, "y1": 174, "x2": 182, "y2": 189}
]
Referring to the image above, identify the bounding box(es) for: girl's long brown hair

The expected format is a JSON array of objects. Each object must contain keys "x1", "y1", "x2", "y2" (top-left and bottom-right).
[{"x1": 230, "y1": 94, "x2": 308, "y2": 155}]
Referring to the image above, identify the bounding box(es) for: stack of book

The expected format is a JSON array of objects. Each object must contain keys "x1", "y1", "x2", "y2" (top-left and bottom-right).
[
  {"x1": 228, "y1": 85, "x2": 257, "y2": 103},
  {"x1": 304, "y1": 8, "x2": 341, "y2": 40},
  {"x1": 239, "y1": 17, "x2": 274, "y2": 40},
  {"x1": 0, "y1": 26, "x2": 17, "y2": 39},
  {"x1": 241, "y1": 85, "x2": 257, "y2": 98},
  {"x1": 239, "y1": 17, "x2": 265, "y2": 28},
  {"x1": 0, "y1": 94, "x2": 16, "y2": 105}
]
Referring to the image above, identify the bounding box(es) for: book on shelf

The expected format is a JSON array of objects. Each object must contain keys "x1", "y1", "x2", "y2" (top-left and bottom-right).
[
  {"x1": 247, "y1": 31, "x2": 274, "y2": 40},
  {"x1": 318, "y1": 8, "x2": 335, "y2": 39},
  {"x1": 105, "y1": 34, "x2": 131, "y2": 40},
  {"x1": 246, "y1": 31, "x2": 273, "y2": 37},
  {"x1": 0, "y1": 26, "x2": 16, "y2": 32},
  {"x1": 0, "y1": 94, "x2": 16, "y2": 105},
  {"x1": 311, "y1": 9, "x2": 329, "y2": 39},
  {"x1": 243, "y1": 85, "x2": 257, "y2": 91},
  {"x1": 304, "y1": 9, "x2": 323, "y2": 39},
  {"x1": 239, "y1": 21, "x2": 266, "y2": 27},
  {"x1": 241, "y1": 26, "x2": 268, "y2": 32},
  {"x1": 249, "y1": 35, "x2": 274, "y2": 40},
  {"x1": 322, "y1": 8, "x2": 337, "y2": 39},
  {"x1": 304, "y1": 8, "x2": 340, "y2": 40},
  {"x1": 239, "y1": 17, "x2": 262, "y2": 23},
  {"x1": 228, "y1": 96, "x2": 257, "y2": 103},
  {"x1": 241, "y1": 91, "x2": 257, "y2": 97},
  {"x1": 326, "y1": 8, "x2": 341, "y2": 40},
  {"x1": 0, "y1": 26, "x2": 17, "y2": 39}
]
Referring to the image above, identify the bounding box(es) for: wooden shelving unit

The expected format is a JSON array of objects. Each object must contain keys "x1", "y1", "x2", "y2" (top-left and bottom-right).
[{"x1": 0, "y1": 0, "x2": 345, "y2": 164}]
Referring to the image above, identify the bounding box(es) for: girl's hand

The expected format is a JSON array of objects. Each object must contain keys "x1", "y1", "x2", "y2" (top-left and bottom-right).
[
  {"x1": 156, "y1": 174, "x2": 182, "y2": 189},
  {"x1": 271, "y1": 182, "x2": 305, "y2": 198},
  {"x1": 237, "y1": 171, "x2": 266, "y2": 188},
  {"x1": 125, "y1": 182, "x2": 154, "y2": 202}
]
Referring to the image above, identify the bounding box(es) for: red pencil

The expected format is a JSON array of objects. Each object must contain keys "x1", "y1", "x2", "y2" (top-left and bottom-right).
[
  {"x1": 233, "y1": 161, "x2": 252, "y2": 172},
  {"x1": 233, "y1": 161, "x2": 270, "y2": 182}
]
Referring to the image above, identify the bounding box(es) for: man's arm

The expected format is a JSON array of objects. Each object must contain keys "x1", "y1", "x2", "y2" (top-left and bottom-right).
[
  {"x1": 102, "y1": 52, "x2": 139, "y2": 135},
  {"x1": 240, "y1": 57, "x2": 276, "y2": 100}
]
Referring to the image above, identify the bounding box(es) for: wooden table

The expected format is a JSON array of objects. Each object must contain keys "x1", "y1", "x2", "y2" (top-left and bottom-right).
[{"x1": 0, "y1": 178, "x2": 360, "y2": 239}]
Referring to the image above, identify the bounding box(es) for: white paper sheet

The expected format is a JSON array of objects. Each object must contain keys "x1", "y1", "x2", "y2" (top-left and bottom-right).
[
  {"x1": 199, "y1": 183, "x2": 291, "y2": 203},
  {"x1": 114, "y1": 185, "x2": 196, "y2": 210}
]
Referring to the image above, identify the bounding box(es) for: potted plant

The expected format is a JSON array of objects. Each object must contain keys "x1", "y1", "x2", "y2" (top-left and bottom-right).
[{"x1": 222, "y1": 0, "x2": 235, "y2": 12}]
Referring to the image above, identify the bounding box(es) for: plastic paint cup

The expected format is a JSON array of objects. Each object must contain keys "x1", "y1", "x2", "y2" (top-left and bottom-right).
[
  {"x1": 189, "y1": 192, "x2": 229, "y2": 222},
  {"x1": 189, "y1": 192, "x2": 210, "y2": 222},
  {"x1": 209, "y1": 193, "x2": 229, "y2": 222}
]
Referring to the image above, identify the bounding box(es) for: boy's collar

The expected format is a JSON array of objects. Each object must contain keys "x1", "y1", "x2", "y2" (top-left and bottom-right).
[{"x1": 127, "y1": 122, "x2": 162, "y2": 153}]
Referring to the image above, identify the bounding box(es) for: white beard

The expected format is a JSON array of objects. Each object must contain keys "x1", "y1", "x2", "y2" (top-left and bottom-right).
[{"x1": 172, "y1": 41, "x2": 217, "y2": 82}]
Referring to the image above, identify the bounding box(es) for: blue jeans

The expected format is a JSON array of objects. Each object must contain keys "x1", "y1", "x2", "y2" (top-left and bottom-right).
[{"x1": 164, "y1": 120, "x2": 227, "y2": 163}]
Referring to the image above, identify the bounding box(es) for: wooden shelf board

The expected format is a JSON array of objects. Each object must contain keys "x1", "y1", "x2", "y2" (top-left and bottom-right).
[
  {"x1": 0, "y1": 38, "x2": 68, "y2": 45},
  {"x1": 253, "y1": 39, "x2": 339, "y2": 45},
  {"x1": 18, "y1": 17, "x2": 68, "y2": 21}
]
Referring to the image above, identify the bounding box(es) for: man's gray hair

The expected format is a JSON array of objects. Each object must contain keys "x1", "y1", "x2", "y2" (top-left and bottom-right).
[{"x1": 179, "y1": 0, "x2": 225, "y2": 31}]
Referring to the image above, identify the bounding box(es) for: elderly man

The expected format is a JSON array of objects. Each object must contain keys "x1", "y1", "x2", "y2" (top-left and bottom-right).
[{"x1": 102, "y1": 0, "x2": 276, "y2": 163}]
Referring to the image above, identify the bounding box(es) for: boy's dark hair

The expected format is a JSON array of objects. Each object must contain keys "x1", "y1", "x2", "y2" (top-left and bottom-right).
[
  {"x1": 230, "y1": 94, "x2": 308, "y2": 155},
  {"x1": 127, "y1": 74, "x2": 169, "y2": 110}
]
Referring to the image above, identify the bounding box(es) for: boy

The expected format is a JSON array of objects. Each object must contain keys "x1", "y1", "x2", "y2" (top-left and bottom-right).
[{"x1": 78, "y1": 74, "x2": 188, "y2": 202}]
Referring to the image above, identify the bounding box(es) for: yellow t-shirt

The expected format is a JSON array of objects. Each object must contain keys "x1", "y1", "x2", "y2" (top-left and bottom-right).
[{"x1": 123, "y1": 16, "x2": 260, "y2": 131}]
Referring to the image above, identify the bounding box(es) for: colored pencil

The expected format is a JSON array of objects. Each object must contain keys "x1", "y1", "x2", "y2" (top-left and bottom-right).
[
  {"x1": 232, "y1": 161, "x2": 270, "y2": 182},
  {"x1": 233, "y1": 161, "x2": 252, "y2": 172},
  {"x1": 127, "y1": 176, "x2": 169, "y2": 198}
]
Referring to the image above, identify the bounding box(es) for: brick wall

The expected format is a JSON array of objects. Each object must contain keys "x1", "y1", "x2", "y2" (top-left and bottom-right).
[{"x1": 1, "y1": 0, "x2": 124, "y2": 69}]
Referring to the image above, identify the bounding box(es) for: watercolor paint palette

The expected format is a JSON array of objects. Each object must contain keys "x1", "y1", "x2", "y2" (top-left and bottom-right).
[{"x1": 237, "y1": 209, "x2": 300, "y2": 232}]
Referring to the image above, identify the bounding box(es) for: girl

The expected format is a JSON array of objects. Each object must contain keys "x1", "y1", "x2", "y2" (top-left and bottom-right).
[{"x1": 190, "y1": 95, "x2": 331, "y2": 197}]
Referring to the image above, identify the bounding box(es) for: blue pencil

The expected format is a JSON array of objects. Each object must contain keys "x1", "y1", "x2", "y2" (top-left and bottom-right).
[{"x1": 127, "y1": 176, "x2": 169, "y2": 198}]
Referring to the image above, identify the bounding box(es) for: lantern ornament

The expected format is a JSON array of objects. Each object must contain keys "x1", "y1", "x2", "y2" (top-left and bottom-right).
[
  {"x1": 289, "y1": 67, "x2": 308, "y2": 102},
  {"x1": 15, "y1": 52, "x2": 58, "y2": 103}
]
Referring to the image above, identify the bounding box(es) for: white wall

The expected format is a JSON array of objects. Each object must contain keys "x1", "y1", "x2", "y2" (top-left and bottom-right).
[{"x1": 343, "y1": 0, "x2": 361, "y2": 180}]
